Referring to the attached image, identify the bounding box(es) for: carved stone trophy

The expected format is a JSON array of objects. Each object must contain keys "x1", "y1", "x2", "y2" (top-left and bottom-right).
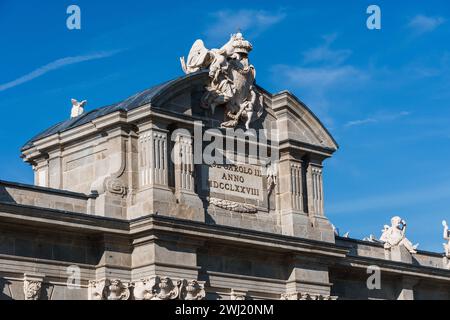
[{"x1": 181, "y1": 32, "x2": 264, "y2": 130}]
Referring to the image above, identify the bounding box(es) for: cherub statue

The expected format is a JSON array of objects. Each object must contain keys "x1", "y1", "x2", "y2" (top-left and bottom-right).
[
  {"x1": 379, "y1": 216, "x2": 418, "y2": 254},
  {"x1": 71, "y1": 99, "x2": 87, "y2": 118},
  {"x1": 443, "y1": 220, "x2": 450, "y2": 258}
]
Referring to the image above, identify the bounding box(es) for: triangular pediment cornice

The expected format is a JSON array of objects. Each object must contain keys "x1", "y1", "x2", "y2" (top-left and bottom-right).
[{"x1": 271, "y1": 91, "x2": 338, "y2": 153}]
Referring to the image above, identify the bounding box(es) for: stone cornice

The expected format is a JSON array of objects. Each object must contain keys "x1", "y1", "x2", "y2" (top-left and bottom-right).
[
  {"x1": 130, "y1": 215, "x2": 349, "y2": 259},
  {"x1": 1, "y1": 203, "x2": 450, "y2": 281},
  {"x1": 0, "y1": 202, "x2": 129, "y2": 234},
  {"x1": 0, "y1": 202, "x2": 347, "y2": 259},
  {"x1": 339, "y1": 255, "x2": 450, "y2": 281},
  {"x1": 0, "y1": 180, "x2": 96, "y2": 200}
]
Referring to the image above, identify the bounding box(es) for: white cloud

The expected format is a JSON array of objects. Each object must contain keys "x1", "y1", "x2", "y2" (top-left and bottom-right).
[
  {"x1": 408, "y1": 15, "x2": 445, "y2": 35},
  {"x1": 302, "y1": 34, "x2": 352, "y2": 66},
  {"x1": 328, "y1": 180, "x2": 450, "y2": 215},
  {"x1": 271, "y1": 34, "x2": 367, "y2": 93},
  {"x1": 205, "y1": 9, "x2": 286, "y2": 43},
  {"x1": 345, "y1": 111, "x2": 411, "y2": 127},
  {"x1": 345, "y1": 118, "x2": 377, "y2": 127},
  {"x1": 270, "y1": 35, "x2": 368, "y2": 121},
  {"x1": 0, "y1": 50, "x2": 120, "y2": 92},
  {"x1": 273, "y1": 64, "x2": 366, "y2": 91}
]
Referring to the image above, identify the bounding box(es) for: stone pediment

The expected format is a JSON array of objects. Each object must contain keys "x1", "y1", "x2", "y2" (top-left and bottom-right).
[{"x1": 271, "y1": 91, "x2": 338, "y2": 153}]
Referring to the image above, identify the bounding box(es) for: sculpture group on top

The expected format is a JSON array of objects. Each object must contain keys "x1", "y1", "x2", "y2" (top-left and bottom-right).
[
  {"x1": 362, "y1": 216, "x2": 419, "y2": 255},
  {"x1": 379, "y1": 216, "x2": 418, "y2": 254},
  {"x1": 180, "y1": 32, "x2": 264, "y2": 130}
]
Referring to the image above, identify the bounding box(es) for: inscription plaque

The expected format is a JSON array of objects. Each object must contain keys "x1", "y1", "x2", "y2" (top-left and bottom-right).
[{"x1": 206, "y1": 163, "x2": 264, "y2": 201}]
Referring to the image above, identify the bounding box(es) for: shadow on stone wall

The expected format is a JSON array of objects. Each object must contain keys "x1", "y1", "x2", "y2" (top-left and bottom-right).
[
  {"x1": 0, "y1": 278, "x2": 13, "y2": 300},
  {"x1": 0, "y1": 185, "x2": 16, "y2": 204}
]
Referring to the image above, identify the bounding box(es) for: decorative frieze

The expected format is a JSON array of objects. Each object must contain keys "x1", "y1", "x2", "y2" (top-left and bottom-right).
[
  {"x1": 133, "y1": 276, "x2": 205, "y2": 301},
  {"x1": 133, "y1": 277, "x2": 156, "y2": 300},
  {"x1": 88, "y1": 279, "x2": 131, "y2": 300},
  {"x1": 180, "y1": 280, "x2": 206, "y2": 301},
  {"x1": 152, "y1": 277, "x2": 181, "y2": 300},
  {"x1": 280, "y1": 292, "x2": 336, "y2": 300},
  {"x1": 106, "y1": 279, "x2": 131, "y2": 300}
]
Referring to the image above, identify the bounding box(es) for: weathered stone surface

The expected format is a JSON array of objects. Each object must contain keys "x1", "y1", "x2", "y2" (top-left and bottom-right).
[{"x1": 1, "y1": 35, "x2": 449, "y2": 300}]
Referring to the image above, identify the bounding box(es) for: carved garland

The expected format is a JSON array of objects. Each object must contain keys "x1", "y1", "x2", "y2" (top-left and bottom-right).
[{"x1": 209, "y1": 197, "x2": 258, "y2": 214}]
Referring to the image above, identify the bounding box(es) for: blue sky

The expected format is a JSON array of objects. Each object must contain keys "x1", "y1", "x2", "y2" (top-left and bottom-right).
[{"x1": 1, "y1": 0, "x2": 450, "y2": 252}]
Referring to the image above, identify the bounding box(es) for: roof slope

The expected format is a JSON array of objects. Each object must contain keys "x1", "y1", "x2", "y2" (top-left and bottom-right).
[
  {"x1": 21, "y1": 75, "x2": 188, "y2": 151},
  {"x1": 22, "y1": 71, "x2": 338, "y2": 152}
]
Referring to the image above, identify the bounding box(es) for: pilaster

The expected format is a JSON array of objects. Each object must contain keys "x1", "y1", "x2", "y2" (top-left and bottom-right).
[
  {"x1": 306, "y1": 157, "x2": 335, "y2": 243},
  {"x1": 129, "y1": 121, "x2": 174, "y2": 219},
  {"x1": 172, "y1": 130, "x2": 204, "y2": 221},
  {"x1": 279, "y1": 153, "x2": 310, "y2": 239}
]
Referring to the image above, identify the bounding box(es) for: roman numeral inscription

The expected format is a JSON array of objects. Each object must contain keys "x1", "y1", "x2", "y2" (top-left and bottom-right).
[{"x1": 206, "y1": 164, "x2": 264, "y2": 201}]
